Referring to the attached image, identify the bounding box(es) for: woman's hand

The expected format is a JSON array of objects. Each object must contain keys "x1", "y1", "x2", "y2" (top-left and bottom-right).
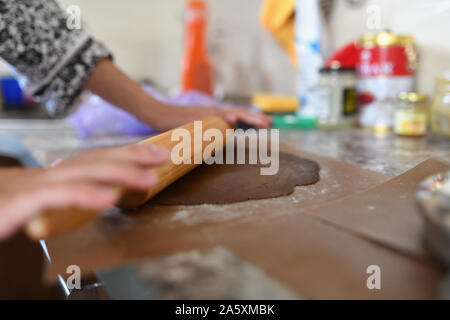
[
  {"x1": 150, "y1": 104, "x2": 273, "y2": 132},
  {"x1": 0, "y1": 143, "x2": 169, "y2": 240}
]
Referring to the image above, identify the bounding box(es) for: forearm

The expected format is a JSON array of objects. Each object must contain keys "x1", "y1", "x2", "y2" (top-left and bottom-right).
[
  {"x1": 83, "y1": 59, "x2": 173, "y2": 130},
  {"x1": 83, "y1": 59, "x2": 272, "y2": 130}
]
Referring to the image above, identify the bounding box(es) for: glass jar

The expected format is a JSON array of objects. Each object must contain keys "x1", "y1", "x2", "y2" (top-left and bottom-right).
[
  {"x1": 431, "y1": 74, "x2": 450, "y2": 137},
  {"x1": 394, "y1": 92, "x2": 429, "y2": 137},
  {"x1": 316, "y1": 67, "x2": 357, "y2": 128}
]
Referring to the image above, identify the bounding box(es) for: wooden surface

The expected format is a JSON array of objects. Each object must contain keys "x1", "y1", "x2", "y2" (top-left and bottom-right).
[
  {"x1": 42, "y1": 148, "x2": 445, "y2": 299},
  {"x1": 311, "y1": 158, "x2": 450, "y2": 259},
  {"x1": 2, "y1": 121, "x2": 450, "y2": 299}
]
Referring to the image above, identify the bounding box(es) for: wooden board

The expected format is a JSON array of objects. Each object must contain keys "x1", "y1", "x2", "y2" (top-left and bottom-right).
[
  {"x1": 42, "y1": 152, "x2": 448, "y2": 299},
  {"x1": 308, "y1": 158, "x2": 450, "y2": 260},
  {"x1": 42, "y1": 151, "x2": 450, "y2": 298}
]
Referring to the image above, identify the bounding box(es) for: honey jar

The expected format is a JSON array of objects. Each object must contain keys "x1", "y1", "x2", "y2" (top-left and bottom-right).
[{"x1": 394, "y1": 92, "x2": 429, "y2": 137}]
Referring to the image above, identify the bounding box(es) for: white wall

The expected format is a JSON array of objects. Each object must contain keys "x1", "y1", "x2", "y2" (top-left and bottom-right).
[
  {"x1": 2, "y1": 0, "x2": 449, "y2": 97},
  {"x1": 60, "y1": 0, "x2": 185, "y2": 92},
  {"x1": 57, "y1": 0, "x2": 296, "y2": 96}
]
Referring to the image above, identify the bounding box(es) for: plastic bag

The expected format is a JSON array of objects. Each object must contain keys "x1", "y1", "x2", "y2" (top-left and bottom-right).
[{"x1": 69, "y1": 86, "x2": 219, "y2": 138}]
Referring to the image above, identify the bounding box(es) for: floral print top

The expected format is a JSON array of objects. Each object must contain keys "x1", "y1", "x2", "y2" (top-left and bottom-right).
[{"x1": 0, "y1": 0, "x2": 112, "y2": 116}]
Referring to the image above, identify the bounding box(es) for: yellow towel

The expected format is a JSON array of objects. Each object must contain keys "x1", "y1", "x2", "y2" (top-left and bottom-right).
[{"x1": 260, "y1": 0, "x2": 296, "y2": 66}]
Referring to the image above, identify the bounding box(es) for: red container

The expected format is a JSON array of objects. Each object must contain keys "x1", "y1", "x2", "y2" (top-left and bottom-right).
[{"x1": 356, "y1": 31, "x2": 417, "y2": 128}]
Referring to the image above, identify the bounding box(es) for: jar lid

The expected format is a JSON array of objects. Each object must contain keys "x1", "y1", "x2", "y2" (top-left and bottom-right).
[
  {"x1": 319, "y1": 66, "x2": 356, "y2": 73},
  {"x1": 360, "y1": 31, "x2": 414, "y2": 48},
  {"x1": 399, "y1": 92, "x2": 428, "y2": 103}
]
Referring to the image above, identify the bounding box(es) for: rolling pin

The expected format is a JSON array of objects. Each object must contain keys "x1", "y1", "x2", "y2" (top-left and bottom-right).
[{"x1": 24, "y1": 117, "x2": 232, "y2": 241}]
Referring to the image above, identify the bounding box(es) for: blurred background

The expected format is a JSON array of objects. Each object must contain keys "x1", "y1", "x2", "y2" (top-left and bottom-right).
[
  {"x1": 1, "y1": 0, "x2": 447, "y2": 96},
  {"x1": 0, "y1": 0, "x2": 449, "y2": 137},
  {"x1": 1, "y1": 0, "x2": 450, "y2": 301},
  {"x1": 3, "y1": 0, "x2": 447, "y2": 94}
]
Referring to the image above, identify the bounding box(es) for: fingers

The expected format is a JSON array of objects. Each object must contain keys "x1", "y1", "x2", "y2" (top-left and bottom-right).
[
  {"x1": 49, "y1": 162, "x2": 160, "y2": 190},
  {"x1": 49, "y1": 143, "x2": 170, "y2": 189},
  {"x1": 67, "y1": 143, "x2": 170, "y2": 167},
  {"x1": 224, "y1": 108, "x2": 273, "y2": 128},
  {"x1": 0, "y1": 144, "x2": 170, "y2": 241},
  {"x1": 34, "y1": 183, "x2": 119, "y2": 211},
  {"x1": 0, "y1": 183, "x2": 119, "y2": 240},
  {"x1": 155, "y1": 105, "x2": 273, "y2": 131},
  {"x1": 115, "y1": 143, "x2": 170, "y2": 166}
]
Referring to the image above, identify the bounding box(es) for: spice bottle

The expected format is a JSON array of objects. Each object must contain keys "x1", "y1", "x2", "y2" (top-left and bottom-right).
[{"x1": 316, "y1": 66, "x2": 357, "y2": 128}]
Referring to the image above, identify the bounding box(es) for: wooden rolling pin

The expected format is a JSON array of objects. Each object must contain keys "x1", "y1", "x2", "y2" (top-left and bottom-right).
[{"x1": 24, "y1": 117, "x2": 232, "y2": 241}]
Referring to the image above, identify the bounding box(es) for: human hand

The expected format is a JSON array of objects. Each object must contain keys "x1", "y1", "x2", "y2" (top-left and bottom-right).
[
  {"x1": 0, "y1": 143, "x2": 169, "y2": 240},
  {"x1": 151, "y1": 105, "x2": 273, "y2": 132},
  {"x1": 84, "y1": 60, "x2": 272, "y2": 132}
]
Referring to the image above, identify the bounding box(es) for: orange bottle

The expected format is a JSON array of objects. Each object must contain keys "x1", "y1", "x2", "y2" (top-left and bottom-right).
[{"x1": 181, "y1": 0, "x2": 213, "y2": 95}]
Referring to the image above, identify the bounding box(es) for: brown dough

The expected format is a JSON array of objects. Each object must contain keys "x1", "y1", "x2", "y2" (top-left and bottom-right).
[{"x1": 152, "y1": 150, "x2": 320, "y2": 205}]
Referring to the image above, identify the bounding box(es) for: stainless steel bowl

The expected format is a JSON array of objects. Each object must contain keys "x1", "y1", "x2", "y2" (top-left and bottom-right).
[{"x1": 416, "y1": 170, "x2": 450, "y2": 267}]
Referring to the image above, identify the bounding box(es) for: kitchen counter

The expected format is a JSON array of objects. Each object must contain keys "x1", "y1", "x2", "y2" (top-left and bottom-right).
[
  {"x1": 1, "y1": 118, "x2": 449, "y2": 176},
  {"x1": 2, "y1": 119, "x2": 450, "y2": 299},
  {"x1": 281, "y1": 128, "x2": 450, "y2": 177}
]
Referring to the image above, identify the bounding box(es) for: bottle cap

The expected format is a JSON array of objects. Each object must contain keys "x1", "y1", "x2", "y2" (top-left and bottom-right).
[
  {"x1": 398, "y1": 92, "x2": 428, "y2": 103},
  {"x1": 188, "y1": 0, "x2": 206, "y2": 9}
]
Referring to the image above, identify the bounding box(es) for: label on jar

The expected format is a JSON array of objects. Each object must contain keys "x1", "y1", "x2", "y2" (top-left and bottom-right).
[
  {"x1": 357, "y1": 46, "x2": 415, "y2": 127},
  {"x1": 394, "y1": 110, "x2": 427, "y2": 136},
  {"x1": 343, "y1": 88, "x2": 357, "y2": 116}
]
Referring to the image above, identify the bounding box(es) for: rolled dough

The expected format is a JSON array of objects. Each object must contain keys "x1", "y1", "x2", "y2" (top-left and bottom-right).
[{"x1": 152, "y1": 150, "x2": 320, "y2": 205}]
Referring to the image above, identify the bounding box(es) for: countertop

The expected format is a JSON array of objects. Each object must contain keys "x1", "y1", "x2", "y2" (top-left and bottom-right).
[
  {"x1": 2, "y1": 118, "x2": 450, "y2": 299},
  {"x1": 1, "y1": 118, "x2": 449, "y2": 177}
]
